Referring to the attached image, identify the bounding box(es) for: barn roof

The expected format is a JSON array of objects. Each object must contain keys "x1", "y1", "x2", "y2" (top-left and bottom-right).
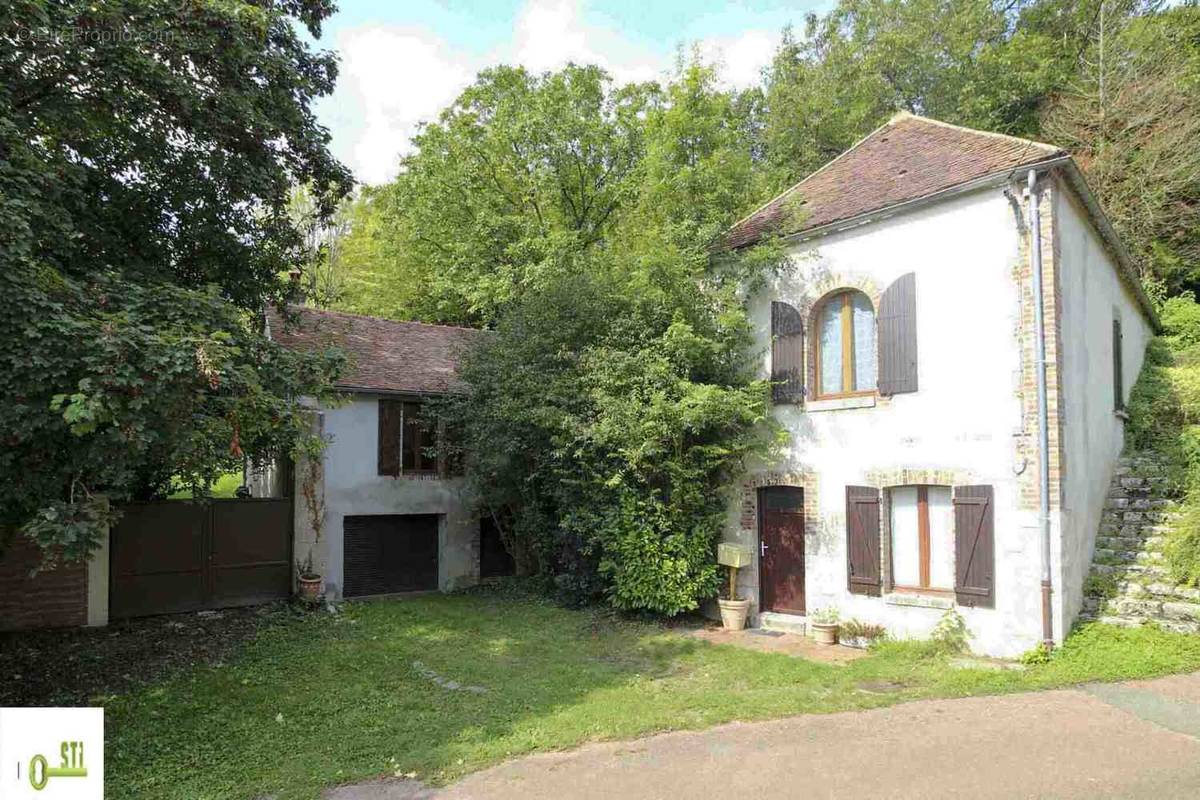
[{"x1": 268, "y1": 306, "x2": 484, "y2": 395}]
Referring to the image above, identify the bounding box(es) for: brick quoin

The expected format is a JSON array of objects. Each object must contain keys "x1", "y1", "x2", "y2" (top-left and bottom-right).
[{"x1": 0, "y1": 537, "x2": 87, "y2": 631}]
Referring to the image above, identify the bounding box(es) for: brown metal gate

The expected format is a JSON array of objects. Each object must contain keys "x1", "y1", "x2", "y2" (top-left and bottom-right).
[{"x1": 110, "y1": 499, "x2": 292, "y2": 619}]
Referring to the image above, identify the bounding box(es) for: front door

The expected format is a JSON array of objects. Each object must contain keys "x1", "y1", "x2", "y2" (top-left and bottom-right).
[{"x1": 759, "y1": 486, "x2": 805, "y2": 615}]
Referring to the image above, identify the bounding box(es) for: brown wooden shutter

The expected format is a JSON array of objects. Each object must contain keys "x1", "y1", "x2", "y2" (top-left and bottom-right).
[
  {"x1": 377, "y1": 399, "x2": 401, "y2": 476},
  {"x1": 878, "y1": 272, "x2": 918, "y2": 395},
  {"x1": 846, "y1": 486, "x2": 881, "y2": 596},
  {"x1": 771, "y1": 301, "x2": 805, "y2": 404},
  {"x1": 1113, "y1": 318, "x2": 1124, "y2": 411},
  {"x1": 953, "y1": 485, "x2": 995, "y2": 608}
]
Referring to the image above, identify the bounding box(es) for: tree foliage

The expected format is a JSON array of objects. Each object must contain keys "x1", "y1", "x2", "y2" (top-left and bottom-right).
[
  {"x1": 418, "y1": 62, "x2": 783, "y2": 613},
  {"x1": 1043, "y1": 4, "x2": 1200, "y2": 295},
  {"x1": 1, "y1": 1, "x2": 349, "y2": 563}
]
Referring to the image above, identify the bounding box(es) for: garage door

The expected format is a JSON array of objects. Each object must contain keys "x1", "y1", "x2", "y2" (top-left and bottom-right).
[{"x1": 343, "y1": 514, "x2": 439, "y2": 597}]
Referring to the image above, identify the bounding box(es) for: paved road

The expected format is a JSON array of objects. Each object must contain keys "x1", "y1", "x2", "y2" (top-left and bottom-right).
[{"x1": 330, "y1": 672, "x2": 1200, "y2": 800}]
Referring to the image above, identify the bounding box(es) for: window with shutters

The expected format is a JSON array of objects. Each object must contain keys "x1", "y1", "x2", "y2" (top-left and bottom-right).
[
  {"x1": 378, "y1": 399, "x2": 438, "y2": 476},
  {"x1": 888, "y1": 485, "x2": 954, "y2": 593},
  {"x1": 771, "y1": 301, "x2": 805, "y2": 404},
  {"x1": 1113, "y1": 317, "x2": 1125, "y2": 411},
  {"x1": 814, "y1": 290, "x2": 876, "y2": 398}
]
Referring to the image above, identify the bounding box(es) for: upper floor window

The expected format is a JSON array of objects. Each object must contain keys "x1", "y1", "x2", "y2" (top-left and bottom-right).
[
  {"x1": 816, "y1": 290, "x2": 877, "y2": 397},
  {"x1": 378, "y1": 398, "x2": 438, "y2": 476}
]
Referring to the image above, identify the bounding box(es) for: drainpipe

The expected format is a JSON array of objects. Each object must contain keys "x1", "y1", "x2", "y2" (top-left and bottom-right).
[{"x1": 1028, "y1": 169, "x2": 1054, "y2": 649}]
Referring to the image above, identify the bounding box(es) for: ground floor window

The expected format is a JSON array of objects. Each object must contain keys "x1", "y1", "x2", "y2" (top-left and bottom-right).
[{"x1": 889, "y1": 485, "x2": 954, "y2": 591}]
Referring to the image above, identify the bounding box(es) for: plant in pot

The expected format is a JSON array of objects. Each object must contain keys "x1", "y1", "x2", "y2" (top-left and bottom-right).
[
  {"x1": 809, "y1": 606, "x2": 840, "y2": 645},
  {"x1": 716, "y1": 542, "x2": 753, "y2": 631},
  {"x1": 296, "y1": 552, "x2": 322, "y2": 604},
  {"x1": 839, "y1": 619, "x2": 887, "y2": 649}
]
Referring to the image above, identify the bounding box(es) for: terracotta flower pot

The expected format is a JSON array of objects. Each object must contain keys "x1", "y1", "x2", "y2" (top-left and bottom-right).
[
  {"x1": 718, "y1": 598, "x2": 751, "y2": 631},
  {"x1": 297, "y1": 573, "x2": 322, "y2": 602},
  {"x1": 811, "y1": 621, "x2": 839, "y2": 645}
]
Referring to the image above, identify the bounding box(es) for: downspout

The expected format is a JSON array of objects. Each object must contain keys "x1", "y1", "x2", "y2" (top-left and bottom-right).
[{"x1": 1028, "y1": 169, "x2": 1054, "y2": 649}]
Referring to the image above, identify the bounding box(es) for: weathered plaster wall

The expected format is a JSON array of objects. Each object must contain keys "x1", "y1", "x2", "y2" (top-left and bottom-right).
[
  {"x1": 1053, "y1": 177, "x2": 1155, "y2": 636},
  {"x1": 298, "y1": 396, "x2": 479, "y2": 598},
  {"x1": 730, "y1": 186, "x2": 1049, "y2": 657}
]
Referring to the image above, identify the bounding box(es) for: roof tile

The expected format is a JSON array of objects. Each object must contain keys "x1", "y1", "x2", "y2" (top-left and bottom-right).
[
  {"x1": 726, "y1": 113, "x2": 1064, "y2": 248},
  {"x1": 269, "y1": 306, "x2": 484, "y2": 395}
]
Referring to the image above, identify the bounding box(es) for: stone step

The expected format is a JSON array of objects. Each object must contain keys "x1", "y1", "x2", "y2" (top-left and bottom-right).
[
  {"x1": 1084, "y1": 581, "x2": 1200, "y2": 606},
  {"x1": 758, "y1": 611, "x2": 807, "y2": 636},
  {"x1": 1092, "y1": 549, "x2": 1165, "y2": 565},
  {"x1": 1093, "y1": 535, "x2": 1166, "y2": 552},
  {"x1": 1089, "y1": 563, "x2": 1173, "y2": 580},
  {"x1": 1093, "y1": 615, "x2": 1200, "y2": 635}
]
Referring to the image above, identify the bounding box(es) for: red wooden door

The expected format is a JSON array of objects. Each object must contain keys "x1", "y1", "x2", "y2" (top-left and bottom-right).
[{"x1": 759, "y1": 487, "x2": 805, "y2": 615}]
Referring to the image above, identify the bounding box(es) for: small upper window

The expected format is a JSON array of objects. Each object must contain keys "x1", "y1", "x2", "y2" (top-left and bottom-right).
[
  {"x1": 378, "y1": 398, "x2": 438, "y2": 476},
  {"x1": 816, "y1": 290, "x2": 876, "y2": 397},
  {"x1": 1113, "y1": 317, "x2": 1125, "y2": 411}
]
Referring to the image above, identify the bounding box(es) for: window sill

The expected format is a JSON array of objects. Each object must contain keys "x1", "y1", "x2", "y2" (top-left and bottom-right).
[
  {"x1": 883, "y1": 592, "x2": 954, "y2": 610},
  {"x1": 807, "y1": 394, "x2": 876, "y2": 413}
]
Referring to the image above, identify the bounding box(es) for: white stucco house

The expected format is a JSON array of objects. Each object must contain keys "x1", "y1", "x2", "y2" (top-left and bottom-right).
[
  {"x1": 268, "y1": 113, "x2": 1155, "y2": 659},
  {"x1": 722, "y1": 113, "x2": 1157, "y2": 656},
  {"x1": 266, "y1": 309, "x2": 513, "y2": 599}
]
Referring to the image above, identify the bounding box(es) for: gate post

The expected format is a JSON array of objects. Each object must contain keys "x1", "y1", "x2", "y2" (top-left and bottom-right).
[{"x1": 86, "y1": 498, "x2": 110, "y2": 627}]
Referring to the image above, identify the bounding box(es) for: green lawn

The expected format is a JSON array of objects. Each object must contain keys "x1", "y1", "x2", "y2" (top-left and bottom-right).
[{"x1": 105, "y1": 586, "x2": 1200, "y2": 800}]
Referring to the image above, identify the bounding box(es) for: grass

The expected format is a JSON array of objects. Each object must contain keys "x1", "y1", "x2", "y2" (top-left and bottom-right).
[{"x1": 103, "y1": 586, "x2": 1200, "y2": 800}]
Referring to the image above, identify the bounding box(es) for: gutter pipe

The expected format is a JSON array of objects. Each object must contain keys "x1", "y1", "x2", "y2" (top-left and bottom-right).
[{"x1": 1028, "y1": 169, "x2": 1054, "y2": 650}]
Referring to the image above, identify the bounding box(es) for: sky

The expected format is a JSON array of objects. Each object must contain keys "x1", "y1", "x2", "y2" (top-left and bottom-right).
[{"x1": 313, "y1": 0, "x2": 834, "y2": 185}]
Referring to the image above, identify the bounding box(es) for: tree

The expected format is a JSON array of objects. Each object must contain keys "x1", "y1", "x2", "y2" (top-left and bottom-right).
[
  {"x1": 431, "y1": 60, "x2": 783, "y2": 613},
  {"x1": 0, "y1": 1, "x2": 350, "y2": 564},
  {"x1": 759, "y1": 0, "x2": 1106, "y2": 185},
  {"x1": 332, "y1": 64, "x2": 657, "y2": 326},
  {"x1": 1043, "y1": 4, "x2": 1200, "y2": 295}
]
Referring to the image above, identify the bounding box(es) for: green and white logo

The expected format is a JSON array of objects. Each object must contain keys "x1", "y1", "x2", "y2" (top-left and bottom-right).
[
  {"x1": 29, "y1": 740, "x2": 89, "y2": 791},
  {"x1": 1, "y1": 708, "x2": 103, "y2": 800}
]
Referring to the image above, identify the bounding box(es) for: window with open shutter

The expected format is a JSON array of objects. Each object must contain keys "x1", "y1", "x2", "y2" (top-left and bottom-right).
[
  {"x1": 378, "y1": 399, "x2": 402, "y2": 476},
  {"x1": 846, "y1": 486, "x2": 881, "y2": 596},
  {"x1": 878, "y1": 272, "x2": 918, "y2": 395},
  {"x1": 953, "y1": 485, "x2": 995, "y2": 608},
  {"x1": 771, "y1": 301, "x2": 805, "y2": 404}
]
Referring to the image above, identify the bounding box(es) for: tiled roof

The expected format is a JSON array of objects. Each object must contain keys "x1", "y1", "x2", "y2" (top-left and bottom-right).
[
  {"x1": 268, "y1": 306, "x2": 484, "y2": 395},
  {"x1": 726, "y1": 113, "x2": 1065, "y2": 248}
]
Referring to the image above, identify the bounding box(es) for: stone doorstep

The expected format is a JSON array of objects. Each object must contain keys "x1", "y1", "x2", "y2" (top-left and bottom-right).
[{"x1": 758, "y1": 611, "x2": 808, "y2": 636}]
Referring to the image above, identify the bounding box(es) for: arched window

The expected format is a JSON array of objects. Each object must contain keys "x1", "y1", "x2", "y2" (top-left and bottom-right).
[{"x1": 815, "y1": 290, "x2": 876, "y2": 397}]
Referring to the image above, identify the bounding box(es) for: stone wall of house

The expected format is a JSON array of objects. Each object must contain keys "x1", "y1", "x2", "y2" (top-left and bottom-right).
[{"x1": 1053, "y1": 175, "x2": 1156, "y2": 636}]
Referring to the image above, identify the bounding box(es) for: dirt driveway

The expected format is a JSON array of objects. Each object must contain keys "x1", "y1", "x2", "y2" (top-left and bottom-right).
[{"x1": 330, "y1": 671, "x2": 1200, "y2": 800}]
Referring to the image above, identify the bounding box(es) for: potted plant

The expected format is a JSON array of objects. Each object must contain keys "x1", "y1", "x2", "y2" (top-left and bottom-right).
[
  {"x1": 716, "y1": 542, "x2": 752, "y2": 631},
  {"x1": 810, "y1": 606, "x2": 840, "y2": 645},
  {"x1": 840, "y1": 619, "x2": 886, "y2": 649},
  {"x1": 296, "y1": 552, "x2": 322, "y2": 603}
]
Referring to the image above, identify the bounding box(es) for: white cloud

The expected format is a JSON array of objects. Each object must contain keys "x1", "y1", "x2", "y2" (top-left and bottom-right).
[
  {"x1": 510, "y1": 0, "x2": 662, "y2": 83},
  {"x1": 699, "y1": 29, "x2": 777, "y2": 90},
  {"x1": 324, "y1": 25, "x2": 472, "y2": 185},
  {"x1": 322, "y1": 0, "x2": 776, "y2": 185}
]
